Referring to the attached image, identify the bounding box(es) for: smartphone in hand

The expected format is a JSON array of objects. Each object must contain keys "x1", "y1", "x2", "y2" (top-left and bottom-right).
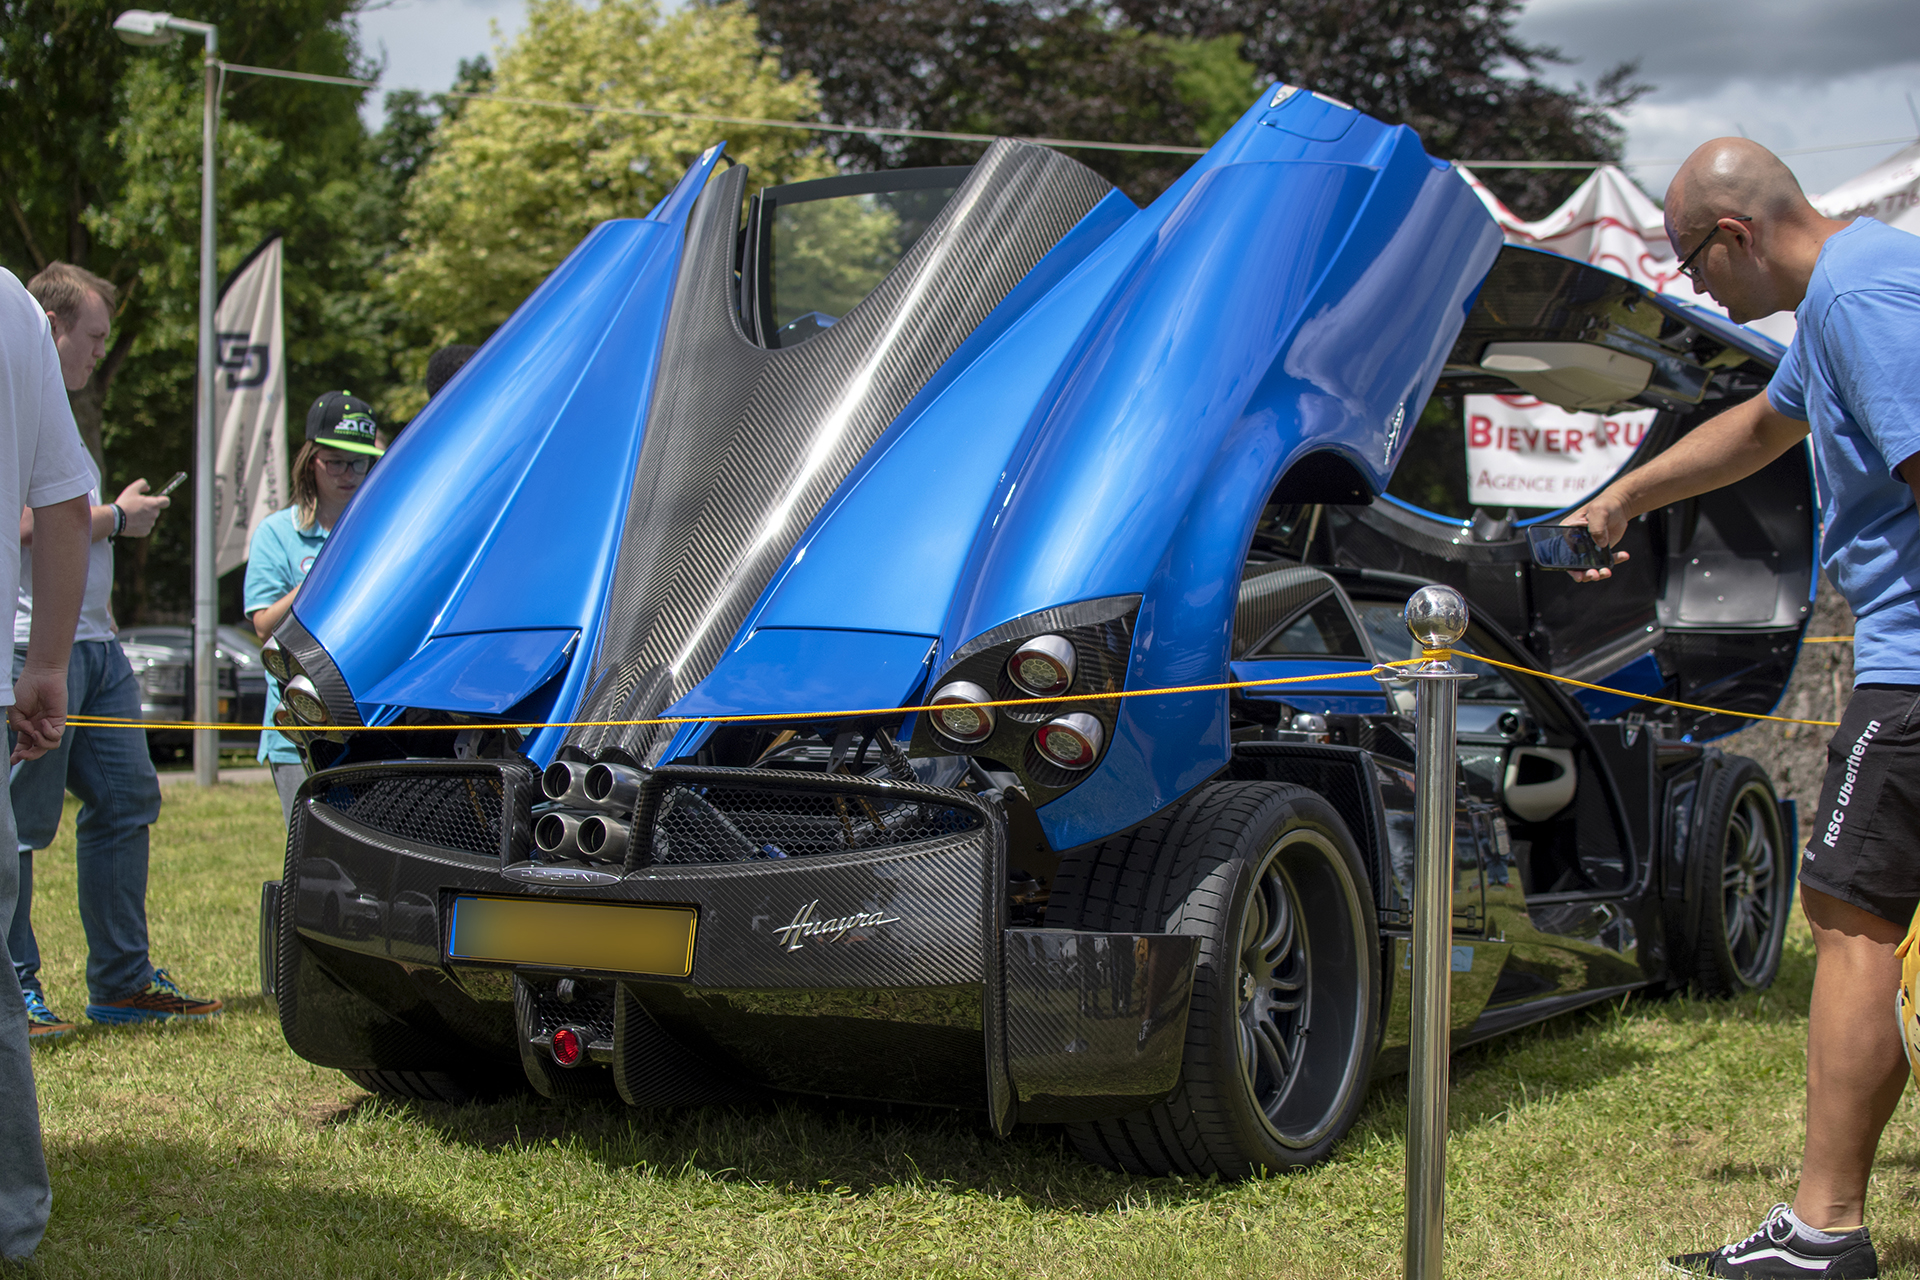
[
  {"x1": 158, "y1": 471, "x2": 187, "y2": 497},
  {"x1": 1527, "y1": 523, "x2": 1613, "y2": 572}
]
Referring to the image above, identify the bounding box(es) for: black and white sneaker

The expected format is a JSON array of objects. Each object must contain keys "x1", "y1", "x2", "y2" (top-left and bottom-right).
[{"x1": 1666, "y1": 1204, "x2": 1878, "y2": 1277}]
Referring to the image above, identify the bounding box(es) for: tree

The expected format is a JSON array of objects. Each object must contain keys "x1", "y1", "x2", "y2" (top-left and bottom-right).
[
  {"x1": 0, "y1": 0, "x2": 399, "y2": 621},
  {"x1": 383, "y1": 0, "x2": 830, "y2": 421},
  {"x1": 745, "y1": 0, "x2": 1259, "y2": 201},
  {"x1": 1105, "y1": 0, "x2": 1647, "y2": 216}
]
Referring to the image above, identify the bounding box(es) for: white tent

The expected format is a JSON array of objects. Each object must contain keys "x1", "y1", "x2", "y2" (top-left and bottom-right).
[
  {"x1": 1451, "y1": 162, "x2": 1797, "y2": 345},
  {"x1": 1813, "y1": 139, "x2": 1920, "y2": 234}
]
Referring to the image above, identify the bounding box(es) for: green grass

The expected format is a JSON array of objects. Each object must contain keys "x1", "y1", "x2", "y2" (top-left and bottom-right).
[{"x1": 13, "y1": 782, "x2": 1920, "y2": 1278}]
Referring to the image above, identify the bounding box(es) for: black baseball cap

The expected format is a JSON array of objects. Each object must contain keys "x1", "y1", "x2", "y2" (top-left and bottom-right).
[{"x1": 304, "y1": 391, "x2": 384, "y2": 457}]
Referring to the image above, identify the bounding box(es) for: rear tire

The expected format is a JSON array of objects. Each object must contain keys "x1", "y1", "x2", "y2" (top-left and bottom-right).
[
  {"x1": 1684, "y1": 755, "x2": 1790, "y2": 996},
  {"x1": 1049, "y1": 782, "x2": 1380, "y2": 1177}
]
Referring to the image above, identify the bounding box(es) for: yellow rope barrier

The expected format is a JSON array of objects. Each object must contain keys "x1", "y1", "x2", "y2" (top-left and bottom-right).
[
  {"x1": 63, "y1": 657, "x2": 1427, "y2": 734},
  {"x1": 54, "y1": 643, "x2": 1843, "y2": 734},
  {"x1": 1804, "y1": 636, "x2": 1856, "y2": 644},
  {"x1": 1443, "y1": 650, "x2": 1839, "y2": 728}
]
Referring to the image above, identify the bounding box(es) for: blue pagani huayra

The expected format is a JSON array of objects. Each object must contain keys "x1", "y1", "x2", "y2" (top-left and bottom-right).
[{"x1": 260, "y1": 84, "x2": 1811, "y2": 1177}]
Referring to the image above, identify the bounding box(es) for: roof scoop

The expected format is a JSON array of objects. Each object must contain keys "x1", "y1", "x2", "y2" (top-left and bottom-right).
[{"x1": 1479, "y1": 341, "x2": 1652, "y2": 411}]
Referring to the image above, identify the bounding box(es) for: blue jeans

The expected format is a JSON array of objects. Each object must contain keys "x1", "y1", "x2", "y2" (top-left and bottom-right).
[
  {"x1": 8, "y1": 641, "x2": 162, "y2": 1003},
  {"x1": 0, "y1": 782, "x2": 49, "y2": 1259}
]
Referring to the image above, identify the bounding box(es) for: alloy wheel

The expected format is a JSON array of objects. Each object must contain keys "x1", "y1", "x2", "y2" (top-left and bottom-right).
[{"x1": 1721, "y1": 781, "x2": 1785, "y2": 984}]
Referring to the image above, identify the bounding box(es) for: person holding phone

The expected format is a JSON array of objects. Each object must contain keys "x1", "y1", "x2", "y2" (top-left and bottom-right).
[
  {"x1": 7, "y1": 263, "x2": 222, "y2": 1040},
  {"x1": 244, "y1": 392, "x2": 385, "y2": 823},
  {"x1": 1566, "y1": 139, "x2": 1920, "y2": 1279}
]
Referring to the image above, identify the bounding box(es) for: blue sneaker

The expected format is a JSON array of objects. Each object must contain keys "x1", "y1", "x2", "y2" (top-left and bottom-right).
[
  {"x1": 86, "y1": 969, "x2": 224, "y2": 1024},
  {"x1": 22, "y1": 986, "x2": 76, "y2": 1040}
]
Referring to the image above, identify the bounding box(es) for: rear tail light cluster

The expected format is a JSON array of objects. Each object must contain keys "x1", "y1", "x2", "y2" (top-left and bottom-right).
[{"x1": 926, "y1": 631, "x2": 1109, "y2": 775}]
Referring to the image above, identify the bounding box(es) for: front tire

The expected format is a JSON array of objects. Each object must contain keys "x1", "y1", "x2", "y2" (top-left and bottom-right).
[
  {"x1": 1683, "y1": 755, "x2": 1790, "y2": 996},
  {"x1": 1049, "y1": 782, "x2": 1381, "y2": 1177}
]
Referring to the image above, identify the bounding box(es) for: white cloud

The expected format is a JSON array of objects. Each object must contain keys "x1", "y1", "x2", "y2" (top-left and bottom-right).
[
  {"x1": 1516, "y1": 0, "x2": 1920, "y2": 97},
  {"x1": 352, "y1": 0, "x2": 526, "y2": 124},
  {"x1": 1514, "y1": 0, "x2": 1920, "y2": 199}
]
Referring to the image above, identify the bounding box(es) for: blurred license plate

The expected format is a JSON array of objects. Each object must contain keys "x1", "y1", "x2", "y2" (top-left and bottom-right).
[{"x1": 447, "y1": 896, "x2": 696, "y2": 977}]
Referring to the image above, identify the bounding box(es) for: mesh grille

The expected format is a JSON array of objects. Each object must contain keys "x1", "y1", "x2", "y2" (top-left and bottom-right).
[
  {"x1": 652, "y1": 780, "x2": 982, "y2": 865},
  {"x1": 312, "y1": 772, "x2": 506, "y2": 858},
  {"x1": 529, "y1": 984, "x2": 616, "y2": 1044}
]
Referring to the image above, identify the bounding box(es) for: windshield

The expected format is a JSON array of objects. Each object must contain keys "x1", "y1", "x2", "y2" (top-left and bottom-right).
[{"x1": 752, "y1": 169, "x2": 966, "y2": 348}]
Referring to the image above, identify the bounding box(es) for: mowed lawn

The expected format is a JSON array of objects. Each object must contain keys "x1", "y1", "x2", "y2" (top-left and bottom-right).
[{"x1": 11, "y1": 781, "x2": 1920, "y2": 1279}]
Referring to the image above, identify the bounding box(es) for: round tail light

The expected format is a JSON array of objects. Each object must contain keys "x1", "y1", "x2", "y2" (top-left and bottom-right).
[
  {"x1": 1035, "y1": 713, "x2": 1104, "y2": 770},
  {"x1": 260, "y1": 637, "x2": 296, "y2": 683},
  {"x1": 930, "y1": 681, "x2": 995, "y2": 744},
  {"x1": 281, "y1": 675, "x2": 331, "y2": 725},
  {"x1": 550, "y1": 1026, "x2": 583, "y2": 1067},
  {"x1": 1007, "y1": 634, "x2": 1076, "y2": 697}
]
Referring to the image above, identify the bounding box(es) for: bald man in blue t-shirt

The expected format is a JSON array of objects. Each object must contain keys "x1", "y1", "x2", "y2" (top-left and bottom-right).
[{"x1": 1569, "y1": 138, "x2": 1920, "y2": 1280}]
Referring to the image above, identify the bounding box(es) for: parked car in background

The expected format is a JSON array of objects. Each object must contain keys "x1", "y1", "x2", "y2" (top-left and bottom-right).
[{"x1": 119, "y1": 624, "x2": 267, "y2": 757}]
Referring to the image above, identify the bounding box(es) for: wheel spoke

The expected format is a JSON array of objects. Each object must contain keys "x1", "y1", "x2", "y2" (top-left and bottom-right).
[
  {"x1": 1255, "y1": 879, "x2": 1292, "y2": 960},
  {"x1": 1253, "y1": 1015, "x2": 1294, "y2": 1090},
  {"x1": 1725, "y1": 897, "x2": 1753, "y2": 956}
]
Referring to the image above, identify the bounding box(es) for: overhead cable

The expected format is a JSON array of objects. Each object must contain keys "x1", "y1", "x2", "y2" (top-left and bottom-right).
[
  {"x1": 217, "y1": 61, "x2": 1919, "y2": 170},
  {"x1": 216, "y1": 61, "x2": 1208, "y2": 155}
]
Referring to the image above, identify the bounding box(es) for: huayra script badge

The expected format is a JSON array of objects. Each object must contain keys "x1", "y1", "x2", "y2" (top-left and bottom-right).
[{"x1": 772, "y1": 900, "x2": 900, "y2": 951}]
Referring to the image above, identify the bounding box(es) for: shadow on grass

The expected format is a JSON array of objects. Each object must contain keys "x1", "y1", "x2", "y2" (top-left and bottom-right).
[
  {"x1": 284, "y1": 934, "x2": 1820, "y2": 1214},
  {"x1": 31, "y1": 1138, "x2": 507, "y2": 1279},
  {"x1": 331, "y1": 1083, "x2": 1208, "y2": 1213}
]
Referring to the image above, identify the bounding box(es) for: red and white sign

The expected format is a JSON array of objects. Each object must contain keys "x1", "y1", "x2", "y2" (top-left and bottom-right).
[{"x1": 1465, "y1": 394, "x2": 1656, "y2": 509}]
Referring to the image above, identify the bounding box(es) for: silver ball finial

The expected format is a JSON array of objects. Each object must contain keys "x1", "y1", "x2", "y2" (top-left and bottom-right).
[{"x1": 1404, "y1": 585, "x2": 1469, "y2": 649}]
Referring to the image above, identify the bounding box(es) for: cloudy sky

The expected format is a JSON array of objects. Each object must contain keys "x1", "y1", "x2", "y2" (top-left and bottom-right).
[{"x1": 351, "y1": 0, "x2": 1920, "y2": 197}]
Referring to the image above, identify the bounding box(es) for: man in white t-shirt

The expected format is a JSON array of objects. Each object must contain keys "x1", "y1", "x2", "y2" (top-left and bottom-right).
[
  {"x1": 0, "y1": 264, "x2": 100, "y2": 1261},
  {"x1": 9, "y1": 265, "x2": 221, "y2": 1039}
]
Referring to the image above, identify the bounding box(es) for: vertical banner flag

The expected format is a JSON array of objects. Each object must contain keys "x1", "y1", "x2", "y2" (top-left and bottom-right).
[{"x1": 212, "y1": 235, "x2": 287, "y2": 576}]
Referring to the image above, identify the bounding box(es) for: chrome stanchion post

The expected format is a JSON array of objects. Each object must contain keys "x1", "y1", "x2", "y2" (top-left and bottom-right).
[{"x1": 1393, "y1": 585, "x2": 1472, "y2": 1280}]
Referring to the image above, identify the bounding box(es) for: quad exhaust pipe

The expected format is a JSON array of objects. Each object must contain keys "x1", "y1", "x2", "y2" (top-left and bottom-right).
[
  {"x1": 533, "y1": 806, "x2": 634, "y2": 863},
  {"x1": 537, "y1": 760, "x2": 643, "y2": 863},
  {"x1": 542, "y1": 760, "x2": 645, "y2": 814}
]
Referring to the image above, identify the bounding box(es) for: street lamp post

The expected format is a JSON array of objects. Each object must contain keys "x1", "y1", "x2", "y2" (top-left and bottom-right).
[{"x1": 114, "y1": 9, "x2": 219, "y2": 787}]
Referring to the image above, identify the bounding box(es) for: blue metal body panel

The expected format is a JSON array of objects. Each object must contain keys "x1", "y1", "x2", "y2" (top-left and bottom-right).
[
  {"x1": 289, "y1": 91, "x2": 1504, "y2": 850},
  {"x1": 360, "y1": 629, "x2": 578, "y2": 715},
  {"x1": 291, "y1": 147, "x2": 726, "y2": 763},
  {"x1": 664, "y1": 629, "x2": 936, "y2": 720}
]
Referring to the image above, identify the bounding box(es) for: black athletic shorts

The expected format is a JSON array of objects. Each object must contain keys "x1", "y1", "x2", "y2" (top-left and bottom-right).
[{"x1": 1803, "y1": 683, "x2": 1920, "y2": 926}]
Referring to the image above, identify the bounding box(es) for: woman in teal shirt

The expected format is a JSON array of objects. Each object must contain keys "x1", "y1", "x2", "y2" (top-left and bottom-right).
[{"x1": 243, "y1": 391, "x2": 384, "y2": 822}]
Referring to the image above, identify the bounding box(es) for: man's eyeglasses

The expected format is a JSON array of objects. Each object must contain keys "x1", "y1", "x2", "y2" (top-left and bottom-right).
[
  {"x1": 1676, "y1": 215, "x2": 1752, "y2": 284},
  {"x1": 318, "y1": 455, "x2": 374, "y2": 477}
]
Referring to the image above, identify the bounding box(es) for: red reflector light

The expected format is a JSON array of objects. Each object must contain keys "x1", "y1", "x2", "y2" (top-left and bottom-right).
[{"x1": 551, "y1": 1025, "x2": 583, "y2": 1067}]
